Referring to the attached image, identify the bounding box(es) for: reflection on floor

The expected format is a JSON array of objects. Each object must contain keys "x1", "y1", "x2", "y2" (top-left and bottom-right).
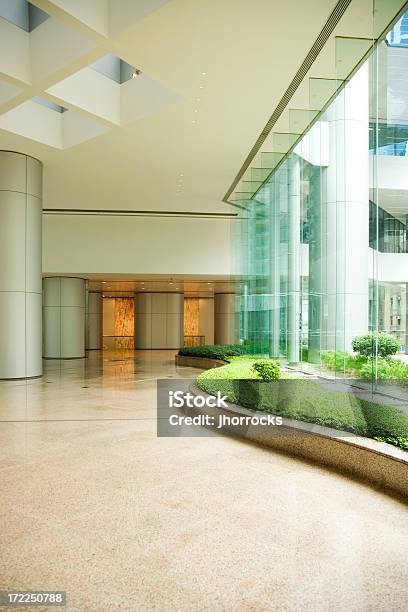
[{"x1": 0, "y1": 350, "x2": 407, "y2": 611}]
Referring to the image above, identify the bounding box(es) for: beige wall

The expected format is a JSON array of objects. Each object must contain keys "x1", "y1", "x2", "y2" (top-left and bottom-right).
[
  {"x1": 135, "y1": 293, "x2": 184, "y2": 349},
  {"x1": 43, "y1": 215, "x2": 232, "y2": 276},
  {"x1": 198, "y1": 298, "x2": 214, "y2": 344},
  {"x1": 102, "y1": 298, "x2": 115, "y2": 336},
  {"x1": 214, "y1": 293, "x2": 238, "y2": 344}
]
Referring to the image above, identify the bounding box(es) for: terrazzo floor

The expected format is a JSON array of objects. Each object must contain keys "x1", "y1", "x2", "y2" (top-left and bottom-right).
[{"x1": 0, "y1": 350, "x2": 407, "y2": 612}]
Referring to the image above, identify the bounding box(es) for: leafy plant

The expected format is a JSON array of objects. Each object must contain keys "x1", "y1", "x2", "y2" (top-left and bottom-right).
[
  {"x1": 320, "y1": 350, "x2": 366, "y2": 372},
  {"x1": 360, "y1": 357, "x2": 408, "y2": 382},
  {"x1": 251, "y1": 359, "x2": 281, "y2": 381},
  {"x1": 360, "y1": 398, "x2": 408, "y2": 437},
  {"x1": 374, "y1": 436, "x2": 408, "y2": 451},
  {"x1": 352, "y1": 332, "x2": 399, "y2": 358}
]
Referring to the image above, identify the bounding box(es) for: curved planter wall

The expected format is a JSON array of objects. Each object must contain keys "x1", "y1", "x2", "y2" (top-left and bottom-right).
[
  {"x1": 190, "y1": 383, "x2": 408, "y2": 499},
  {"x1": 175, "y1": 355, "x2": 225, "y2": 369}
]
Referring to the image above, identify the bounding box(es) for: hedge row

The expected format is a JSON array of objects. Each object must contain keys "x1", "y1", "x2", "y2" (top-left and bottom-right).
[
  {"x1": 178, "y1": 344, "x2": 247, "y2": 360},
  {"x1": 196, "y1": 357, "x2": 408, "y2": 450}
]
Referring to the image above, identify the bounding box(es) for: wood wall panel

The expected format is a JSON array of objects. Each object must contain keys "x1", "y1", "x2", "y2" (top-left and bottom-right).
[
  {"x1": 114, "y1": 298, "x2": 134, "y2": 337},
  {"x1": 184, "y1": 298, "x2": 199, "y2": 336}
]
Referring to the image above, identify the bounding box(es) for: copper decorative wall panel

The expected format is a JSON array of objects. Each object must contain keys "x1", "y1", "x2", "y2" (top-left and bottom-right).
[
  {"x1": 114, "y1": 298, "x2": 134, "y2": 337},
  {"x1": 184, "y1": 298, "x2": 199, "y2": 336}
]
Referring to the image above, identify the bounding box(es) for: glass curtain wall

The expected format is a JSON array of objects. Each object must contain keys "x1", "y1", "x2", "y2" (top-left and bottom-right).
[{"x1": 234, "y1": 8, "x2": 408, "y2": 385}]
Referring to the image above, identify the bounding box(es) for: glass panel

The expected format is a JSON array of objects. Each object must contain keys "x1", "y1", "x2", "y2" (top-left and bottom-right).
[
  {"x1": 271, "y1": 132, "x2": 301, "y2": 153},
  {"x1": 261, "y1": 151, "x2": 285, "y2": 168},
  {"x1": 288, "y1": 109, "x2": 319, "y2": 134},
  {"x1": 309, "y1": 77, "x2": 343, "y2": 111},
  {"x1": 335, "y1": 36, "x2": 373, "y2": 80},
  {"x1": 230, "y1": 192, "x2": 252, "y2": 201},
  {"x1": 250, "y1": 167, "x2": 272, "y2": 182},
  {"x1": 240, "y1": 180, "x2": 263, "y2": 194},
  {"x1": 374, "y1": 0, "x2": 408, "y2": 38},
  {"x1": 233, "y1": 3, "x2": 408, "y2": 448}
]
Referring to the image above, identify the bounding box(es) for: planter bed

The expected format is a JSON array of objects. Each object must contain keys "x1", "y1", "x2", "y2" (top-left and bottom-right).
[{"x1": 189, "y1": 381, "x2": 408, "y2": 499}]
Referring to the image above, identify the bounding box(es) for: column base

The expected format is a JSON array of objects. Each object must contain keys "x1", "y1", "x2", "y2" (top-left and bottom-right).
[
  {"x1": 43, "y1": 356, "x2": 86, "y2": 360},
  {"x1": 0, "y1": 374, "x2": 43, "y2": 381}
]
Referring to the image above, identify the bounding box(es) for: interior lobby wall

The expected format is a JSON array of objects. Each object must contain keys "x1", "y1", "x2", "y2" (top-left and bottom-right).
[
  {"x1": 43, "y1": 215, "x2": 232, "y2": 276},
  {"x1": 102, "y1": 298, "x2": 115, "y2": 336},
  {"x1": 102, "y1": 297, "x2": 134, "y2": 349},
  {"x1": 184, "y1": 298, "x2": 199, "y2": 336},
  {"x1": 183, "y1": 297, "x2": 214, "y2": 345},
  {"x1": 198, "y1": 298, "x2": 214, "y2": 345},
  {"x1": 114, "y1": 298, "x2": 134, "y2": 337}
]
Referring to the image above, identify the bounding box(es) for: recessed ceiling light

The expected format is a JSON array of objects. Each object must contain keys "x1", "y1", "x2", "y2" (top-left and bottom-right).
[
  {"x1": 202, "y1": 72, "x2": 206, "y2": 76},
  {"x1": 102, "y1": 281, "x2": 107, "y2": 284},
  {"x1": 194, "y1": 109, "x2": 198, "y2": 112}
]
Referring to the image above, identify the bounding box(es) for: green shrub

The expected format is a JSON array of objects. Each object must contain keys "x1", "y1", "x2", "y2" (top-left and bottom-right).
[
  {"x1": 360, "y1": 358, "x2": 389, "y2": 380},
  {"x1": 196, "y1": 357, "x2": 261, "y2": 403},
  {"x1": 374, "y1": 436, "x2": 408, "y2": 451},
  {"x1": 275, "y1": 380, "x2": 368, "y2": 434},
  {"x1": 360, "y1": 357, "x2": 408, "y2": 382},
  {"x1": 252, "y1": 359, "x2": 281, "y2": 381},
  {"x1": 320, "y1": 350, "x2": 366, "y2": 372},
  {"x1": 196, "y1": 357, "x2": 408, "y2": 449},
  {"x1": 360, "y1": 399, "x2": 408, "y2": 438},
  {"x1": 352, "y1": 332, "x2": 399, "y2": 358},
  {"x1": 178, "y1": 344, "x2": 246, "y2": 360},
  {"x1": 224, "y1": 355, "x2": 263, "y2": 363}
]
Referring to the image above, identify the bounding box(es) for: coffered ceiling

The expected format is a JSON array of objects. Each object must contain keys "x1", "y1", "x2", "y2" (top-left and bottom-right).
[{"x1": 0, "y1": 0, "x2": 398, "y2": 217}]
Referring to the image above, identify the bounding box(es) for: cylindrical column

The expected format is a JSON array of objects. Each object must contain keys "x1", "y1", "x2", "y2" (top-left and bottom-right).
[
  {"x1": 134, "y1": 293, "x2": 184, "y2": 349},
  {"x1": 87, "y1": 292, "x2": 103, "y2": 350},
  {"x1": 269, "y1": 176, "x2": 281, "y2": 358},
  {"x1": 214, "y1": 293, "x2": 237, "y2": 345},
  {"x1": 324, "y1": 62, "x2": 369, "y2": 353},
  {"x1": 287, "y1": 155, "x2": 301, "y2": 364},
  {"x1": 0, "y1": 151, "x2": 42, "y2": 379},
  {"x1": 43, "y1": 277, "x2": 85, "y2": 358}
]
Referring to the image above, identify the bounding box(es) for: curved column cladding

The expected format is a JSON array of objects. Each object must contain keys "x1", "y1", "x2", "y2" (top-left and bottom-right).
[
  {"x1": 134, "y1": 293, "x2": 184, "y2": 349},
  {"x1": 214, "y1": 293, "x2": 238, "y2": 345},
  {"x1": 0, "y1": 151, "x2": 42, "y2": 379},
  {"x1": 43, "y1": 277, "x2": 86, "y2": 358},
  {"x1": 323, "y1": 62, "x2": 369, "y2": 352},
  {"x1": 87, "y1": 292, "x2": 103, "y2": 350}
]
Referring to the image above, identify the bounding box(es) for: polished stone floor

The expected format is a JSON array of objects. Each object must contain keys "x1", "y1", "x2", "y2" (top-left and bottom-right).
[{"x1": 1, "y1": 350, "x2": 407, "y2": 612}]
